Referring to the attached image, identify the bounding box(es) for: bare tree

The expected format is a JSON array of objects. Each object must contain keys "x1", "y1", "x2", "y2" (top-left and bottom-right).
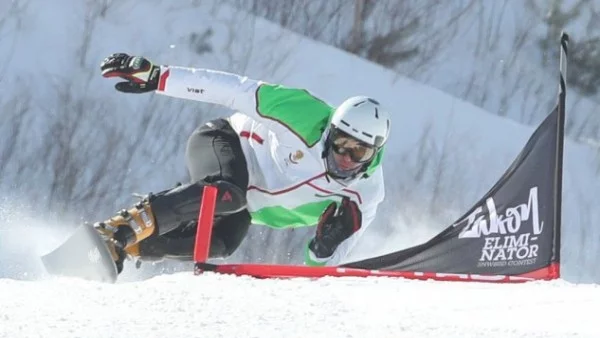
[
  {"x1": 523, "y1": 0, "x2": 600, "y2": 146},
  {"x1": 0, "y1": 0, "x2": 30, "y2": 84},
  {"x1": 527, "y1": 0, "x2": 586, "y2": 67},
  {"x1": 0, "y1": 93, "x2": 30, "y2": 183},
  {"x1": 228, "y1": 0, "x2": 474, "y2": 79},
  {"x1": 0, "y1": 1, "x2": 212, "y2": 226}
]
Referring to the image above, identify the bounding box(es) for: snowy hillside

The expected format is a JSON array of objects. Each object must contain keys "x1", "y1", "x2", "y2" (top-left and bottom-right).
[
  {"x1": 0, "y1": 0, "x2": 598, "y2": 282},
  {"x1": 407, "y1": 0, "x2": 600, "y2": 147},
  {"x1": 231, "y1": 0, "x2": 600, "y2": 146}
]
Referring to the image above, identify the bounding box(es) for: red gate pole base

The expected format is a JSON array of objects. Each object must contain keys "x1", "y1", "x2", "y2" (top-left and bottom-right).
[{"x1": 194, "y1": 262, "x2": 218, "y2": 275}]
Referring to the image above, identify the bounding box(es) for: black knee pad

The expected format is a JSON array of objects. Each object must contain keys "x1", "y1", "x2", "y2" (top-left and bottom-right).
[{"x1": 150, "y1": 180, "x2": 247, "y2": 235}]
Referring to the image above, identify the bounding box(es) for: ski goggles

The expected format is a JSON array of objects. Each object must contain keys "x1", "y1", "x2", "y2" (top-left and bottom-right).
[{"x1": 330, "y1": 129, "x2": 377, "y2": 163}]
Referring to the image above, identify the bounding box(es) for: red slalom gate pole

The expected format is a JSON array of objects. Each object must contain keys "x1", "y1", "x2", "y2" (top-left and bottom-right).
[{"x1": 193, "y1": 185, "x2": 218, "y2": 274}]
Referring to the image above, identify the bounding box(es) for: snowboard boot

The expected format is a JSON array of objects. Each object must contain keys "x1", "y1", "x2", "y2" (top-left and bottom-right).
[{"x1": 93, "y1": 196, "x2": 156, "y2": 273}]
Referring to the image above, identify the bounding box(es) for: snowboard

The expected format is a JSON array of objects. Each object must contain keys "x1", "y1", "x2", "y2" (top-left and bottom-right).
[
  {"x1": 39, "y1": 180, "x2": 247, "y2": 284},
  {"x1": 41, "y1": 223, "x2": 119, "y2": 283}
]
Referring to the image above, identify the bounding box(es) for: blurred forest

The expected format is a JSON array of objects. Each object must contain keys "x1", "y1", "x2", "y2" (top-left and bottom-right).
[
  {"x1": 0, "y1": 0, "x2": 599, "y2": 276},
  {"x1": 230, "y1": 0, "x2": 600, "y2": 142}
]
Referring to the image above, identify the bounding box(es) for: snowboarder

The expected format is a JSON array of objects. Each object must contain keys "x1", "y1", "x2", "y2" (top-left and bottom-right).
[{"x1": 95, "y1": 53, "x2": 390, "y2": 274}]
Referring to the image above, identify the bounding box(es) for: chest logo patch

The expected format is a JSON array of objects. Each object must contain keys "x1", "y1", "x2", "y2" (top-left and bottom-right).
[{"x1": 289, "y1": 150, "x2": 304, "y2": 164}]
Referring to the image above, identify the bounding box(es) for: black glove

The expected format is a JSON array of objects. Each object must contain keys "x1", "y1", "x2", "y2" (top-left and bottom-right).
[
  {"x1": 309, "y1": 197, "x2": 362, "y2": 258},
  {"x1": 100, "y1": 53, "x2": 161, "y2": 93}
]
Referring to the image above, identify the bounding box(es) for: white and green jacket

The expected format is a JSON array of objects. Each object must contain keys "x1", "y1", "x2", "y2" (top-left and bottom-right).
[{"x1": 156, "y1": 66, "x2": 385, "y2": 266}]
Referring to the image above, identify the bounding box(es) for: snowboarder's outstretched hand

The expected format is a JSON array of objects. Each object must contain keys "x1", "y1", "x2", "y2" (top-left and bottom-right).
[
  {"x1": 100, "y1": 53, "x2": 161, "y2": 94},
  {"x1": 309, "y1": 197, "x2": 362, "y2": 259}
]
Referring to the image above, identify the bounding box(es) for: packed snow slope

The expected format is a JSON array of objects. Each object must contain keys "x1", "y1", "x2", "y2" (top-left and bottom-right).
[
  {"x1": 0, "y1": 0, "x2": 599, "y2": 280},
  {"x1": 5, "y1": 0, "x2": 598, "y2": 280},
  {"x1": 1, "y1": 273, "x2": 599, "y2": 338}
]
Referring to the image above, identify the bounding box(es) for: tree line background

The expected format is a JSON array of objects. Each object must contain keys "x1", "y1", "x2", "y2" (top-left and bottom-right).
[{"x1": 0, "y1": 0, "x2": 598, "y2": 280}]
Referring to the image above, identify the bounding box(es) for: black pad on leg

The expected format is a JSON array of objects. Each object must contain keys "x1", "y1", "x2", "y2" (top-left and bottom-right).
[{"x1": 150, "y1": 180, "x2": 246, "y2": 236}]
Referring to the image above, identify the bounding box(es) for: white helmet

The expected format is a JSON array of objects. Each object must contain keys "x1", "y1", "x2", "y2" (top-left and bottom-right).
[
  {"x1": 330, "y1": 96, "x2": 390, "y2": 148},
  {"x1": 324, "y1": 96, "x2": 390, "y2": 181}
]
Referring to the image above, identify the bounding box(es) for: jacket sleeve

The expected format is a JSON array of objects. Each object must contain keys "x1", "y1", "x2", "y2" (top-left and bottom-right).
[
  {"x1": 156, "y1": 66, "x2": 264, "y2": 118},
  {"x1": 304, "y1": 168, "x2": 386, "y2": 267},
  {"x1": 155, "y1": 65, "x2": 333, "y2": 146}
]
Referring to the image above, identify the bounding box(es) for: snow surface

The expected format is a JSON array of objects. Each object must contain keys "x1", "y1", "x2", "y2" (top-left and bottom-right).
[
  {"x1": 0, "y1": 2, "x2": 599, "y2": 337},
  {"x1": 1, "y1": 273, "x2": 599, "y2": 338}
]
